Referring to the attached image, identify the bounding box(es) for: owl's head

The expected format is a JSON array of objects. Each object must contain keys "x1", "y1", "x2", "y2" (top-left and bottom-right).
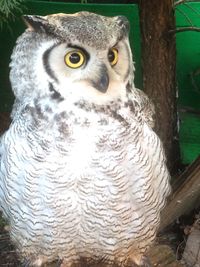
[{"x1": 10, "y1": 12, "x2": 135, "y2": 106}]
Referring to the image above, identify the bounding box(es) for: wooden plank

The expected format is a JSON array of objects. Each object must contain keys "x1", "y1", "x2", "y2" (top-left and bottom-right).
[
  {"x1": 160, "y1": 156, "x2": 200, "y2": 230},
  {"x1": 182, "y1": 220, "x2": 200, "y2": 267}
]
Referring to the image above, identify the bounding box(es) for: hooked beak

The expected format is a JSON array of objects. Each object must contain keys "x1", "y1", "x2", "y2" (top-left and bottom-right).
[{"x1": 90, "y1": 64, "x2": 109, "y2": 93}]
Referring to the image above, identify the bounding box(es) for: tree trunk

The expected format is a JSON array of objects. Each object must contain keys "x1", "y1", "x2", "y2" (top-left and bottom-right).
[{"x1": 138, "y1": 0, "x2": 180, "y2": 173}]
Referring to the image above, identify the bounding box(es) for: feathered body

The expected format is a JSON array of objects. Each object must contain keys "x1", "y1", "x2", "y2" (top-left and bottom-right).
[{"x1": 0, "y1": 12, "x2": 170, "y2": 266}]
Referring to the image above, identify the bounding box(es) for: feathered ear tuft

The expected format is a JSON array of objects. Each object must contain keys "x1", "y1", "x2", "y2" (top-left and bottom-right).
[
  {"x1": 22, "y1": 15, "x2": 51, "y2": 33},
  {"x1": 115, "y1": 16, "x2": 130, "y2": 34}
]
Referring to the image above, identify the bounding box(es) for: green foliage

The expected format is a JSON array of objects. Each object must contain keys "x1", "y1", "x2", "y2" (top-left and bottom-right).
[{"x1": 0, "y1": 0, "x2": 25, "y2": 29}]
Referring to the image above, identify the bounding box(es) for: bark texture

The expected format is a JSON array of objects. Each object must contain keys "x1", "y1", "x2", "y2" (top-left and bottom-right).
[{"x1": 139, "y1": 0, "x2": 180, "y2": 173}]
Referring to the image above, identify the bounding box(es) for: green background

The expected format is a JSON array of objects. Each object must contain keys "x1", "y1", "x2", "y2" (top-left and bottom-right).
[
  {"x1": 176, "y1": 2, "x2": 200, "y2": 164},
  {"x1": 0, "y1": 1, "x2": 199, "y2": 164}
]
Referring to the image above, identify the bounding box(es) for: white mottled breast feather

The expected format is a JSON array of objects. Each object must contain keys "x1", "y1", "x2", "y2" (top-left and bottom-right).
[{"x1": 0, "y1": 95, "x2": 170, "y2": 265}]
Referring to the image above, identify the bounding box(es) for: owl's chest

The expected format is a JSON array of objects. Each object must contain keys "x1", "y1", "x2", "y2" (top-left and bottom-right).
[
  {"x1": 6, "y1": 107, "x2": 143, "y2": 197},
  {"x1": 1, "y1": 112, "x2": 165, "y2": 259},
  {"x1": 35, "y1": 110, "x2": 131, "y2": 168},
  {"x1": 20, "y1": 115, "x2": 134, "y2": 203},
  {"x1": 44, "y1": 118, "x2": 131, "y2": 180}
]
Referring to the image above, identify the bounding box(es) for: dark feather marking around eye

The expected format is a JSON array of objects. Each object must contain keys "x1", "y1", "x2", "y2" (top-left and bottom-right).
[
  {"x1": 43, "y1": 44, "x2": 60, "y2": 83},
  {"x1": 123, "y1": 43, "x2": 131, "y2": 81},
  {"x1": 49, "y1": 83, "x2": 64, "y2": 102}
]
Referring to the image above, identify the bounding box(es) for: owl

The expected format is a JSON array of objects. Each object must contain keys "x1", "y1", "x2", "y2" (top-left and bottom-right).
[{"x1": 0, "y1": 12, "x2": 170, "y2": 267}]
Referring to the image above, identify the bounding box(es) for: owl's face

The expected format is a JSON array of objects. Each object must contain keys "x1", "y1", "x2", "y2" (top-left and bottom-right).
[{"x1": 10, "y1": 12, "x2": 134, "y2": 105}]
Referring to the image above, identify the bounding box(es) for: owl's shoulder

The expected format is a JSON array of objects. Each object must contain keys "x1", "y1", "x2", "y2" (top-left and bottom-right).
[{"x1": 126, "y1": 86, "x2": 155, "y2": 129}]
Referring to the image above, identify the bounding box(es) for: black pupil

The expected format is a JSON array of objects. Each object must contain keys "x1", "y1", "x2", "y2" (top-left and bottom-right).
[
  {"x1": 69, "y1": 53, "x2": 81, "y2": 64},
  {"x1": 108, "y1": 50, "x2": 115, "y2": 62}
]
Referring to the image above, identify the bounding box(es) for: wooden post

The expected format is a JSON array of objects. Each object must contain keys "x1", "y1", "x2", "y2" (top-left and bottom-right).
[{"x1": 138, "y1": 0, "x2": 180, "y2": 173}]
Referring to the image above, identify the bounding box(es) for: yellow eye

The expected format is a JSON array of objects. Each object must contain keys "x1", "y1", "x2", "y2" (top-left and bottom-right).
[
  {"x1": 64, "y1": 50, "x2": 85, "y2": 68},
  {"x1": 108, "y1": 48, "x2": 118, "y2": 66}
]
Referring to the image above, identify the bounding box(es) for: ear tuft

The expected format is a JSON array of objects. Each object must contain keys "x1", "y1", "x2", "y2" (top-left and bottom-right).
[
  {"x1": 22, "y1": 15, "x2": 49, "y2": 32},
  {"x1": 115, "y1": 16, "x2": 130, "y2": 33}
]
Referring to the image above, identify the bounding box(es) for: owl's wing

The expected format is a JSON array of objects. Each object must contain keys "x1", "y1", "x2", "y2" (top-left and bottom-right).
[{"x1": 131, "y1": 88, "x2": 155, "y2": 129}]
